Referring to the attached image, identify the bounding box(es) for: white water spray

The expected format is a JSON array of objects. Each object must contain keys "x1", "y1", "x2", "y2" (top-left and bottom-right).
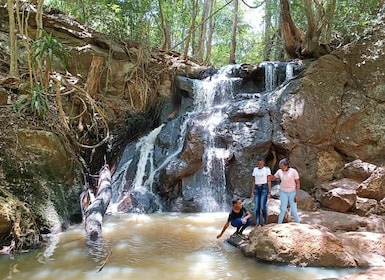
[
  {"x1": 286, "y1": 62, "x2": 295, "y2": 80},
  {"x1": 133, "y1": 124, "x2": 164, "y2": 191}
]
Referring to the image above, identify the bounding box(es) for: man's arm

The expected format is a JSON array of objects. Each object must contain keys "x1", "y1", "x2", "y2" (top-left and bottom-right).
[
  {"x1": 217, "y1": 221, "x2": 229, "y2": 238},
  {"x1": 243, "y1": 210, "x2": 252, "y2": 222}
]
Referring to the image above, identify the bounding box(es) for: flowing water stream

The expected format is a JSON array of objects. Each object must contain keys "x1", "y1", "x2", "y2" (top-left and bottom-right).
[{"x1": 0, "y1": 213, "x2": 360, "y2": 280}]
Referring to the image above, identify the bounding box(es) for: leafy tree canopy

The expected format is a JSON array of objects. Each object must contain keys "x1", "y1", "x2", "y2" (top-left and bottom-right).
[{"x1": 46, "y1": 0, "x2": 383, "y2": 67}]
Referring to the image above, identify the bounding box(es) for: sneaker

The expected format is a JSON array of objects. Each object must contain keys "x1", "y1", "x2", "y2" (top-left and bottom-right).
[{"x1": 238, "y1": 233, "x2": 248, "y2": 240}]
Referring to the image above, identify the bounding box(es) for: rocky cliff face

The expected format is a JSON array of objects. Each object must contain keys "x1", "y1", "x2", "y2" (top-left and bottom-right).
[
  {"x1": 135, "y1": 18, "x2": 385, "y2": 211},
  {"x1": 114, "y1": 26, "x2": 385, "y2": 213}
]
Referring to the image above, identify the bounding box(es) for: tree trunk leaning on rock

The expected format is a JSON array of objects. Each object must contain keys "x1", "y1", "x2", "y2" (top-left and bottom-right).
[
  {"x1": 280, "y1": 0, "x2": 335, "y2": 59},
  {"x1": 84, "y1": 164, "x2": 112, "y2": 241}
]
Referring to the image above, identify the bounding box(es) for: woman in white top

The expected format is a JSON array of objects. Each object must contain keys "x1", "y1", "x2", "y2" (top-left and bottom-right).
[
  {"x1": 251, "y1": 156, "x2": 271, "y2": 226},
  {"x1": 271, "y1": 158, "x2": 300, "y2": 224}
]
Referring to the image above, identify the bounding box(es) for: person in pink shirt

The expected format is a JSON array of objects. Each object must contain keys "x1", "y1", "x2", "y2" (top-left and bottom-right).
[{"x1": 271, "y1": 158, "x2": 300, "y2": 224}]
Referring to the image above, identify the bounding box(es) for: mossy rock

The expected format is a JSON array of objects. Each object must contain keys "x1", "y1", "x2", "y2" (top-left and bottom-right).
[{"x1": 3, "y1": 129, "x2": 75, "y2": 183}]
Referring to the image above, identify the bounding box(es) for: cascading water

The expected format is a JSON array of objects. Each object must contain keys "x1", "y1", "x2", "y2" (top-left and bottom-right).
[
  {"x1": 110, "y1": 62, "x2": 301, "y2": 214},
  {"x1": 108, "y1": 125, "x2": 164, "y2": 213},
  {"x1": 262, "y1": 62, "x2": 277, "y2": 91},
  {"x1": 260, "y1": 61, "x2": 298, "y2": 91},
  {"x1": 286, "y1": 62, "x2": 295, "y2": 80},
  {"x1": 183, "y1": 66, "x2": 242, "y2": 212},
  {"x1": 132, "y1": 124, "x2": 165, "y2": 191}
]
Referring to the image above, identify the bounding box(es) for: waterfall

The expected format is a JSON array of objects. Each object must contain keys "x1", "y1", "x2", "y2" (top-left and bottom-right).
[
  {"x1": 111, "y1": 62, "x2": 301, "y2": 213},
  {"x1": 132, "y1": 124, "x2": 165, "y2": 191},
  {"x1": 118, "y1": 66, "x2": 241, "y2": 212},
  {"x1": 261, "y1": 61, "x2": 297, "y2": 91},
  {"x1": 193, "y1": 65, "x2": 238, "y2": 111},
  {"x1": 182, "y1": 69, "x2": 240, "y2": 212},
  {"x1": 261, "y1": 62, "x2": 277, "y2": 91},
  {"x1": 141, "y1": 115, "x2": 190, "y2": 189},
  {"x1": 286, "y1": 62, "x2": 295, "y2": 80}
]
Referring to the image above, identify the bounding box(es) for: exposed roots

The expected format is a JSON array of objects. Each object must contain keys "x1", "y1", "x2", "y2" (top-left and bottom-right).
[{"x1": 0, "y1": 188, "x2": 41, "y2": 252}]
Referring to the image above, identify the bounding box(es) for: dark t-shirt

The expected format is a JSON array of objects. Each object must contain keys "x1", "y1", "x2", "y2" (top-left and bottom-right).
[{"x1": 227, "y1": 206, "x2": 247, "y2": 222}]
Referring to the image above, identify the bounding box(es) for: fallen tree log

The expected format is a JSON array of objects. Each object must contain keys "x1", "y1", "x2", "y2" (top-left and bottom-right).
[
  {"x1": 84, "y1": 164, "x2": 112, "y2": 241},
  {"x1": 0, "y1": 240, "x2": 15, "y2": 255}
]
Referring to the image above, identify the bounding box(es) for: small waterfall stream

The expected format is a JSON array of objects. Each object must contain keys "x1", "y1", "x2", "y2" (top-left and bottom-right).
[
  {"x1": 183, "y1": 66, "x2": 242, "y2": 212},
  {"x1": 132, "y1": 125, "x2": 165, "y2": 191}
]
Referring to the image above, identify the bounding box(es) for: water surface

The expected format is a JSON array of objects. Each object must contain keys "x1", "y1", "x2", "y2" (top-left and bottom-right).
[{"x1": 0, "y1": 213, "x2": 361, "y2": 280}]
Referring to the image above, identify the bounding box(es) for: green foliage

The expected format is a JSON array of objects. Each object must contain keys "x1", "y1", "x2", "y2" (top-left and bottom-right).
[
  {"x1": 13, "y1": 94, "x2": 30, "y2": 116},
  {"x1": 333, "y1": 0, "x2": 380, "y2": 41},
  {"x1": 30, "y1": 29, "x2": 67, "y2": 69},
  {"x1": 31, "y1": 83, "x2": 49, "y2": 117},
  {"x1": 13, "y1": 83, "x2": 49, "y2": 118},
  {"x1": 46, "y1": 0, "x2": 383, "y2": 66},
  {"x1": 284, "y1": 0, "x2": 380, "y2": 43},
  {"x1": 46, "y1": 0, "x2": 265, "y2": 66}
]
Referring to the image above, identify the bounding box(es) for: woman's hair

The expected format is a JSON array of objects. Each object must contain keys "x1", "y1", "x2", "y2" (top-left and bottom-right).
[
  {"x1": 279, "y1": 158, "x2": 289, "y2": 167},
  {"x1": 256, "y1": 155, "x2": 265, "y2": 163}
]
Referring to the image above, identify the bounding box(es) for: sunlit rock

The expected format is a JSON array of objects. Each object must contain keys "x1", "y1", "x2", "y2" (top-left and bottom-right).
[
  {"x1": 335, "y1": 159, "x2": 377, "y2": 182},
  {"x1": 315, "y1": 178, "x2": 360, "y2": 203},
  {"x1": 320, "y1": 188, "x2": 357, "y2": 213},
  {"x1": 315, "y1": 149, "x2": 345, "y2": 182},
  {"x1": 353, "y1": 197, "x2": 378, "y2": 216},
  {"x1": 339, "y1": 232, "x2": 385, "y2": 267},
  {"x1": 266, "y1": 199, "x2": 282, "y2": 223},
  {"x1": 299, "y1": 209, "x2": 385, "y2": 233},
  {"x1": 244, "y1": 223, "x2": 357, "y2": 267},
  {"x1": 356, "y1": 167, "x2": 385, "y2": 201},
  {"x1": 339, "y1": 267, "x2": 385, "y2": 280}
]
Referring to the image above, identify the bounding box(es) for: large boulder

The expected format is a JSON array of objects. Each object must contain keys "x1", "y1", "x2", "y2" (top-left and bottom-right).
[
  {"x1": 0, "y1": 112, "x2": 82, "y2": 249},
  {"x1": 354, "y1": 197, "x2": 378, "y2": 216},
  {"x1": 338, "y1": 232, "x2": 385, "y2": 267},
  {"x1": 335, "y1": 159, "x2": 377, "y2": 182},
  {"x1": 299, "y1": 209, "x2": 385, "y2": 233},
  {"x1": 242, "y1": 223, "x2": 357, "y2": 267},
  {"x1": 315, "y1": 178, "x2": 359, "y2": 203},
  {"x1": 320, "y1": 187, "x2": 357, "y2": 213},
  {"x1": 356, "y1": 167, "x2": 385, "y2": 201}
]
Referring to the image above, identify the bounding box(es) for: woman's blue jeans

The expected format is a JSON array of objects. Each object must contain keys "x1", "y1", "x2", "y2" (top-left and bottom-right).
[
  {"x1": 278, "y1": 190, "x2": 300, "y2": 224},
  {"x1": 231, "y1": 217, "x2": 252, "y2": 234},
  {"x1": 254, "y1": 184, "x2": 268, "y2": 225}
]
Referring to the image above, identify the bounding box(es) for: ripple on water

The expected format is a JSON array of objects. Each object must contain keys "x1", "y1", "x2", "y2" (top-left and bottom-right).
[{"x1": 25, "y1": 268, "x2": 81, "y2": 280}]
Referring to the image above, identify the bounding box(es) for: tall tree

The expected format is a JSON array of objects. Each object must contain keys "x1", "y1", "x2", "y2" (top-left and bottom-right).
[
  {"x1": 229, "y1": 0, "x2": 239, "y2": 64},
  {"x1": 302, "y1": 0, "x2": 336, "y2": 58},
  {"x1": 195, "y1": 0, "x2": 210, "y2": 61},
  {"x1": 158, "y1": 0, "x2": 171, "y2": 49},
  {"x1": 263, "y1": 0, "x2": 273, "y2": 60},
  {"x1": 204, "y1": 0, "x2": 214, "y2": 64},
  {"x1": 7, "y1": 0, "x2": 19, "y2": 78},
  {"x1": 280, "y1": 0, "x2": 305, "y2": 59},
  {"x1": 184, "y1": 0, "x2": 199, "y2": 59}
]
